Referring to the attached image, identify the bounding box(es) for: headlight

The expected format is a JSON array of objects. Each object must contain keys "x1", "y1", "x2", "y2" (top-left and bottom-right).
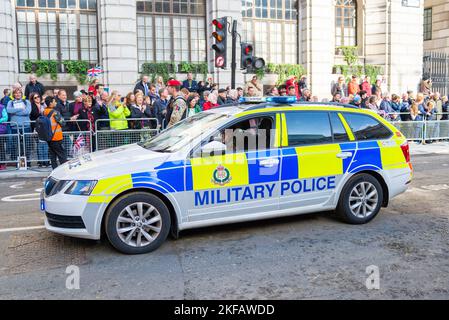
[
  {"x1": 47, "y1": 180, "x2": 71, "y2": 196},
  {"x1": 65, "y1": 180, "x2": 97, "y2": 196}
]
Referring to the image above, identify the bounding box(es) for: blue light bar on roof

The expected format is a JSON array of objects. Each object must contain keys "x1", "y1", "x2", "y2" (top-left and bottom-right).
[
  {"x1": 266, "y1": 96, "x2": 298, "y2": 104},
  {"x1": 239, "y1": 96, "x2": 298, "y2": 104},
  {"x1": 239, "y1": 97, "x2": 267, "y2": 103}
]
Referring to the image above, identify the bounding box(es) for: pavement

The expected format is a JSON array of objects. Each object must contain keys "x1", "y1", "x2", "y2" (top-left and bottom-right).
[
  {"x1": 409, "y1": 141, "x2": 449, "y2": 155},
  {"x1": 0, "y1": 152, "x2": 448, "y2": 299}
]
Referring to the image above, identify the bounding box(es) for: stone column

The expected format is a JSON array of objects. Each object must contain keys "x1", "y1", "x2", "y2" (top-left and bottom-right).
[
  {"x1": 365, "y1": 0, "x2": 423, "y2": 94},
  {"x1": 0, "y1": 0, "x2": 18, "y2": 89},
  {"x1": 207, "y1": 0, "x2": 244, "y2": 88},
  {"x1": 388, "y1": 0, "x2": 423, "y2": 93},
  {"x1": 364, "y1": 0, "x2": 388, "y2": 68},
  {"x1": 300, "y1": 0, "x2": 335, "y2": 99},
  {"x1": 98, "y1": 0, "x2": 138, "y2": 94}
]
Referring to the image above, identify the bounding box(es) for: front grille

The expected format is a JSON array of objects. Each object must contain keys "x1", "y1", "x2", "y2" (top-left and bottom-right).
[
  {"x1": 44, "y1": 177, "x2": 58, "y2": 196},
  {"x1": 45, "y1": 212, "x2": 86, "y2": 229}
]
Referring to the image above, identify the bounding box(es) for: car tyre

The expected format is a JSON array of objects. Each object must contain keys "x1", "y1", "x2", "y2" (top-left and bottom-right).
[
  {"x1": 105, "y1": 192, "x2": 171, "y2": 254},
  {"x1": 336, "y1": 173, "x2": 383, "y2": 224}
]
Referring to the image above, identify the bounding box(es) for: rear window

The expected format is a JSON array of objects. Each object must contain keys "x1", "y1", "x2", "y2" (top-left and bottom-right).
[
  {"x1": 343, "y1": 113, "x2": 392, "y2": 141},
  {"x1": 285, "y1": 112, "x2": 332, "y2": 146}
]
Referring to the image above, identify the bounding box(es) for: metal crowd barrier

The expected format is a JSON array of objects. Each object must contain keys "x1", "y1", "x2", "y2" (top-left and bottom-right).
[
  {"x1": 386, "y1": 112, "x2": 449, "y2": 142},
  {"x1": 22, "y1": 120, "x2": 93, "y2": 166},
  {"x1": 391, "y1": 121, "x2": 425, "y2": 141},
  {"x1": 95, "y1": 118, "x2": 159, "y2": 151},
  {"x1": 0, "y1": 122, "x2": 21, "y2": 169},
  {"x1": 1, "y1": 118, "x2": 161, "y2": 171}
]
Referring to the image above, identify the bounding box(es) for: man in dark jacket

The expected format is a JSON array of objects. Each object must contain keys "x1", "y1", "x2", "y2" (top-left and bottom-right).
[
  {"x1": 153, "y1": 88, "x2": 169, "y2": 129},
  {"x1": 24, "y1": 75, "x2": 45, "y2": 99},
  {"x1": 217, "y1": 88, "x2": 228, "y2": 105},
  {"x1": 148, "y1": 84, "x2": 158, "y2": 105},
  {"x1": 96, "y1": 92, "x2": 110, "y2": 131},
  {"x1": 182, "y1": 73, "x2": 198, "y2": 93},
  {"x1": 55, "y1": 90, "x2": 72, "y2": 131},
  {"x1": 134, "y1": 76, "x2": 150, "y2": 96},
  {"x1": 442, "y1": 96, "x2": 449, "y2": 120},
  {"x1": 1, "y1": 89, "x2": 10, "y2": 106},
  {"x1": 359, "y1": 90, "x2": 368, "y2": 108}
]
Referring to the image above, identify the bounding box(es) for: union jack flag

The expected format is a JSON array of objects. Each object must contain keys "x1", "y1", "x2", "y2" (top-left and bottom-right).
[
  {"x1": 87, "y1": 66, "x2": 103, "y2": 77},
  {"x1": 72, "y1": 133, "x2": 86, "y2": 157}
]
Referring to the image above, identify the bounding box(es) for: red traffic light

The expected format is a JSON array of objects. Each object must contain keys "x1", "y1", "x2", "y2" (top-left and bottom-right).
[
  {"x1": 212, "y1": 19, "x2": 224, "y2": 30},
  {"x1": 244, "y1": 45, "x2": 253, "y2": 55}
]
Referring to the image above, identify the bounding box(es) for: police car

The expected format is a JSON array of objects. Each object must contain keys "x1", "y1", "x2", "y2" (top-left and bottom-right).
[{"x1": 42, "y1": 97, "x2": 413, "y2": 254}]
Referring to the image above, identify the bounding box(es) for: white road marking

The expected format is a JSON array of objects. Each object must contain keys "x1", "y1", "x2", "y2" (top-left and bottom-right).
[
  {"x1": 10, "y1": 183, "x2": 25, "y2": 189},
  {"x1": 1, "y1": 193, "x2": 40, "y2": 202},
  {"x1": 421, "y1": 184, "x2": 449, "y2": 191},
  {"x1": 0, "y1": 225, "x2": 45, "y2": 233},
  {"x1": 35, "y1": 188, "x2": 43, "y2": 193},
  {"x1": 406, "y1": 184, "x2": 449, "y2": 193}
]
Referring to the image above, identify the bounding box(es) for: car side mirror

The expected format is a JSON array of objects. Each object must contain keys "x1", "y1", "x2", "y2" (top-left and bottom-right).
[{"x1": 201, "y1": 141, "x2": 226, "y2": 155}]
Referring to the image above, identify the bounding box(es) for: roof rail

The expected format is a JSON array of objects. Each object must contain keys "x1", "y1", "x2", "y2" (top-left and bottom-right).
[
  {"x1": 206, "y1": 97, "x2": 359, "y2": 112},
  {"x1": 243, "y1": 100, "x2": 359, "y2": 111}
]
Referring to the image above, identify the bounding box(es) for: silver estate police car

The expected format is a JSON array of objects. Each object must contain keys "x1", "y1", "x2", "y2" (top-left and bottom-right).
[{"x1": 42, "y1": 97, "x2": 413, "y2": 254}]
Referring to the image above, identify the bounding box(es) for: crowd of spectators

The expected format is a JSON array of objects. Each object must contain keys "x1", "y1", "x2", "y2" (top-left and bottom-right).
[
  {"x1": 329, "y1": 75, "x2": 449, "y2": 122},
  {"x1": 1, "y1": 72, "x2": 448, "y2": 170}
]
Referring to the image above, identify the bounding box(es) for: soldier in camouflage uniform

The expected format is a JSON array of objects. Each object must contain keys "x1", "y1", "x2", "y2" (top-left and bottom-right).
[{"x1": 165, "y1": 79, "x2": 187, "y2": 128}]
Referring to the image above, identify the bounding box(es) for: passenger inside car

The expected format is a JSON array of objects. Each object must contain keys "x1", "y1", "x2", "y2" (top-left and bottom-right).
[{"x1": 210, "y1": 116, "x2": 274, "y2": 154}]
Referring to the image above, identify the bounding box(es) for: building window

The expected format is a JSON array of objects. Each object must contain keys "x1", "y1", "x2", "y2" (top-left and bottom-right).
[
  {"x1": 242, "y1": 0, "x2": 298, "y2": 64},
  {"x1": 16, "y1": 0, "x2": 98, "y2": 72},
  {"x1": 136, "y1": 0, "x2": 206, "y2": 70},
  {"x1": 423, "y1": 8, "x2": 432, "y2": 41},
  {"x1": 335, "y1": 0, "x2": 357, "y2": 47}
]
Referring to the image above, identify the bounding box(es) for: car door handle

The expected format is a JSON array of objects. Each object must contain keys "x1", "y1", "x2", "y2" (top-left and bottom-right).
[
  {"x1": 260, "y1": 158, "x2": 280, "y2": 167},
  {"x1": 336, "y1": 152, "x2": 353, "y2": 159}
]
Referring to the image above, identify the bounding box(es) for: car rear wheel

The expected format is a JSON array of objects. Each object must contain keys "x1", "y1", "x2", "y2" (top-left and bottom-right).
[
  {"x1": 105, "y1": 192, "x2": 171, "y2": 254},
  {"x1": 336, "y1": 173, "x2": 383, "y2": 224}
]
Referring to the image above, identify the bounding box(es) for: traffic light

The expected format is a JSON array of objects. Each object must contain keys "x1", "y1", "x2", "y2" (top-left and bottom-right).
[
  {"x1": 212, "y1": 17, "x2": 228, "y2": 69},
  {"x1": 240, "y1": 42, "x2": 265, "y2": 72},
  {"x1": 240, "y1": 42, "x2": 254, "y2": 70}
]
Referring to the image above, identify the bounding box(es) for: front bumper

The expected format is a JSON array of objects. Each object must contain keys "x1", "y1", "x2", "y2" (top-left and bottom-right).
[
  {"x1": 44, "y1": 218, "x2": 99, "y2": 240},
  {"x1": 43, "y1": 192, "x2": 105, "y2": 240}
]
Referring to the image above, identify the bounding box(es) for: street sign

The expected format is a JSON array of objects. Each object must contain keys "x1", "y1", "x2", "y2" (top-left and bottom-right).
[{"x1": 215, "y1": 56, "x2": 225, "y2": 68}]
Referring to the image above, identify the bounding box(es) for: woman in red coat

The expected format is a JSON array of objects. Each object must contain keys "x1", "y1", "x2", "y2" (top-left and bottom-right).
[
  {"x1": 88, "y1": 78, "x2": 99, "y2": 97},
  {"x1": 202, "y1": 91, "x2": 219, "y2": 111},
  {"x1": 360, "y1": 76, "x2": 372, "y2": 96},
  {"x1": 285, "y1": 76, "x2": 300, "y2": 100}
]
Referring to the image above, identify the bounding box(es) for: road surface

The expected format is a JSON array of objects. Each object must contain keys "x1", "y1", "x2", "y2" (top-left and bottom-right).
[{"x1": 0, "y1": 154, "x2": 448, "y2": 299}]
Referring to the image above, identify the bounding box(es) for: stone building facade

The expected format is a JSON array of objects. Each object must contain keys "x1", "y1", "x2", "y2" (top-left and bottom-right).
[
  {"x1": 423, "y1": 0, "x2": 449, "y2": 53},
  {"x1": 0, "y1": 0, "x2": 424, "y2": 98}
]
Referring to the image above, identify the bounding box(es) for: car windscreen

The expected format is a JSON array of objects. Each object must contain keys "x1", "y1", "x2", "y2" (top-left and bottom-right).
[{"x1": 139, "y1": 112, "x2": 229, "y2": 153}]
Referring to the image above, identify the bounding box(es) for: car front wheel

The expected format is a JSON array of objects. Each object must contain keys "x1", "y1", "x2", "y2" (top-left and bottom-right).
[{"x1": 105, "y1": 192, "x2": 171, "y2": 254}]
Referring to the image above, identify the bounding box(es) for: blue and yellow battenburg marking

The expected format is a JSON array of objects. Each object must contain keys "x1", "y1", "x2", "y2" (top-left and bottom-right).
[
  {"x1": 194, "y1": 176, "x2": 337, "y2": 206},
  {"x1": 87, "y1": 139, "x2": 407, "y2": 206}
]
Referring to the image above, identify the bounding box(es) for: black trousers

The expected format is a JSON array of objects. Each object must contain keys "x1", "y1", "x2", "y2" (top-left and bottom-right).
[{"x1": 47, "y1": 140, "x2": 68, "y2": 169}]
